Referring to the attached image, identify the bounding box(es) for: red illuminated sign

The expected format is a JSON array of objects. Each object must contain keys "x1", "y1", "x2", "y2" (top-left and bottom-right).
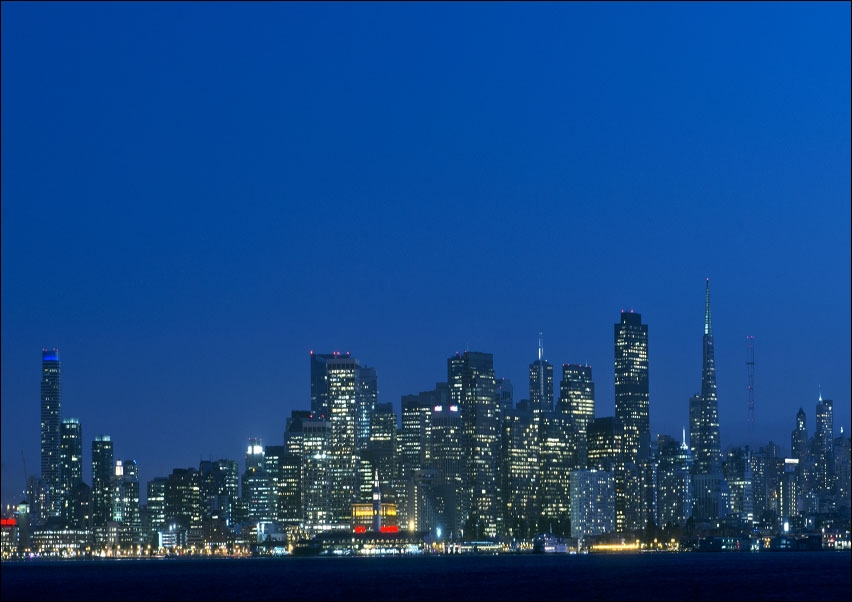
[
  {"x1": 1, "y1": 518, "x2": 16, "y2": 527},
  {"x1": 380, "y1": 525, "x2": 399, "y2": 533},
  {"x1": 354, "y1": 525, "x2": 366, "y2": 533}
]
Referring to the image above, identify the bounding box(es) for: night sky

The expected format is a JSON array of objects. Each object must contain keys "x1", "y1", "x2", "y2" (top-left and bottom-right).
[{"x1": 2, "y1": 2, "x2": 849, "y2": 509}]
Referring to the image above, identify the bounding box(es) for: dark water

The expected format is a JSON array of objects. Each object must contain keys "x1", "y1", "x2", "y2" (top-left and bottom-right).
[{"x1": 2, "y1": 552, "x2": 850, "y2": 601}]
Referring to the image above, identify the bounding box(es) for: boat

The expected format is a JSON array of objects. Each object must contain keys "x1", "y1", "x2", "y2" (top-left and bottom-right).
[{"x1": 533, "y1": 533, "x2": 568, "y2": 553}]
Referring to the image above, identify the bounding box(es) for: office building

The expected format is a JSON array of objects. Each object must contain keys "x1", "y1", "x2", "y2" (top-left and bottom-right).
[
  {"x1": 614, "y1": 311, "x2": 649, "y2": 465},
  {"x1": 91, "y1": 435, "x2": 114, "y2": 528},
  {"x1": 59, "y1": 418, "x2": 83, "y2": 523},
  {"x1": 40, "y1": 348, "x2": 62, "y2": 519},
  {"x1": 692, "y1": 279, "x2": 721, "y2": 475},
  {"x1": 449, "y1": 351, "x2": 500, "y2": 539},
  {"x1": 558, "y1": 363, "x2": 595, "y2": 469}
]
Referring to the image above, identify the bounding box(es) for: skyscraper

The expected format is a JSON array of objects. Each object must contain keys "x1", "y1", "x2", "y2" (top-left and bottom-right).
[
  {"x1": 59, "y1": 418, "x2": 83, "y2": 522},
  {"x1": 558, "y1": 363, "x2": 595, "y2": 469},
  {"x1": 326, "y1": 353, "x2": 360, "y2": 527},
  {"x1": 529, "y1": 335, "x2": 554, "y2": 418},
  {"x1": 91, "y1": 435, "x2": 114, "y2": 528},
  {"x1": 614, "y1": 311, "x2": 649, "y2": 464},
  {"x1": 692, "y1": 279, "x2": 722, "y2": 475},
  {"x1": 814, "y1": 394, "x2": 835, "y2": 499},
  {"x1": 357, "y1": 366, "x2": 378, "y2": 454},
  {"x1": 449, "y1": 351, "x2": 500, "y2": 539},
  {"x1": 40, "y1": 348, "x2": 62, "y2": 519}
]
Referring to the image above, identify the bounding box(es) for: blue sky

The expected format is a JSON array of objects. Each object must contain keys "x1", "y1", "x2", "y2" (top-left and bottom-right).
[{"x1": 2, "y1": 1, "x2": 849, "y2": 508}]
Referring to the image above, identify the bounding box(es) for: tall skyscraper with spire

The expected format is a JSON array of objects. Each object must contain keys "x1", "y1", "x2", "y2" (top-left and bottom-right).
[
  {"x1": 529, "y1": 333, "x2": 554, "y2": 418},
  {"x1": 692, "y1": 278, "x2": 722, "y2": 475},
  {"x1": 40, "y1": 348, "x2": 62, "y2": 519}
]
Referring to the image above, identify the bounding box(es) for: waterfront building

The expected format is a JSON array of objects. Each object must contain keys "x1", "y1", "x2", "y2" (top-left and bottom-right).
[
  {"x1": 814, "y1": 394, "x2": 835, "y2": 506},
  {"x1": 59, "y1": 418, "x2": 83, "y2": 523},
  {"x1": 722, "y1": 447, "x2": 754, "y2": 521},
  {"x1": 40, "y1": 348, "x2": 62, "y2": 520},
  {"x1": 326, "y1": 353, "x2": 361, "y2": 527},
  {"x1": 501, "y1": 402, "x2": 539, "y2": 540},
  {"x1": 263, "y1": 445, "x2": 286, "y2": 522},
  {"x1": 448, "y1": 351, "x2": 500, "y2": 539},
  {"x1": 146, "y1": 477, "x2": 168, "y2": 542},
  {"x1": 242, "y1": 439, "x2": 273, "y2": 523},
  {"x1": 91, "y1": 436, "x2": 114, "y2": 529},
  {"x1": 164, "y1": 467, "x2": 202, "y2": 539},
  {"x1": 570, "y1": 469, "x2": 616, "y2": 543},
  {"x1": 834, "y1": 430, "x2": 851, "y2": 520},
  {"x1": 693, "y1": 471, "x2": 731, "y2": 523},
  {"x1": 199, "y1": 459, "x2": 240, "y2": 527},
  {"x1": 428, "y1": 401, "x2": 463, "y2": 538},
  {"x1": 538, "y1": 412, "x2": 572, "y2": 536}
]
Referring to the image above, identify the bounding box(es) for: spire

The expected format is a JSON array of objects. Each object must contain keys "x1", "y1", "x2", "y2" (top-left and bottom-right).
[
  {"x1": 818, "y1": 384, "x2": 822, "y2": 402},
  {"x1": 704, "y1": 277, "x2": 712, "y2": 336},
  {"x1": 538, "y1": 331, "x2": 543, "y2": 362}
]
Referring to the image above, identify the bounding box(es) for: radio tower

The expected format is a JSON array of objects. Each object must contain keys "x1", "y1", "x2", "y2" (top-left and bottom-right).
[{"x1": 746, "y1": 336, "x2": 756, "y2": 435}]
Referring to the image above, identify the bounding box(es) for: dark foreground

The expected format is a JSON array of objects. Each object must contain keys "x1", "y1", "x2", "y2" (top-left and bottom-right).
[{"x1": 2, "y1": 551, "x2": 850, "y2": 601}]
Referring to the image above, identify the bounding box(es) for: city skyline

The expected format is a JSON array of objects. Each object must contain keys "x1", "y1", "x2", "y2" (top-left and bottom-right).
[{"x1": 1, "y1": 2, "x2": 850, "y2": 511}]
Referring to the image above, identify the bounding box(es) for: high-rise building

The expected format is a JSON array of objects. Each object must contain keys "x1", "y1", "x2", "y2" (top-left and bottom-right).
[
  {"x1": 570, "y1": 469, "x2": 616, "y2": 542},
  {"x1": 449, "y1": 351, "x2": 500, "y2": 539},
  {"x1": 529, "y1": 336, "x2": 554, "y2": 418},
  {"x1": 538, "y1": 412, "x2": 572, "y2": 536},
  {"x1": 814, "y1": 394, "x2": 835, "y2": 501},
  {"x1": 115, "y1": 459, "x2": 142, "y2": 545},
  {"x1": 59, "y1": 418, "x2": 83, "y2": 522},
  {"x1": 242, "y1": 438, "x2": 272, "y2": 522},
  {"x1": 501, "y1": 403, "x2": 539, "y2": 540},
  {"x1": 164, "y1": 468, "x2": 202, "y2": 533},
  {"x1": 495, "y1": 377, "x2": 514, "y2": 415},
  {"x1": 326, "y1": 353, "x2": 360, "y2": 527},
  {"x1": 91, "y1": 435, "x2": 114, "y2": 528},
  {"x1": 301, "y1": 417, "x2": 332, "y2": 533},
  {"x1": 428, "y1": 401, "x2": 463, "y2": 538},
  {"x1": 40, "y1": 348, "x2": 62, "y2": 519},
  {"x1": 309, "y1": 351, "x2": 336, "y2": 419},
  {"x1": 558, "y1": 364, "x2": 595, "y2": 469},
  {"x1": 357, "y1": 366, "x2": 378, "y2": 454},
  {"x1": 614, "y1": 311, "x2": 649, "y2": 464},
  {"x1": 692, "y1": 279, "x2": 721, "y2": 475},
  {"x1": 655, "y1": 433, "x2": 694, "y2": 528}
]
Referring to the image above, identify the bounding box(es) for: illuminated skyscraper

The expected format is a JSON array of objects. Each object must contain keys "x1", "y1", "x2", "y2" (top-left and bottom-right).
[
  {"x1": 529, "y1": 335, "x2": 554, "y2": 418},
  {"x1": 40, "y1": 348, "x2": 62, "y2": 519},
  {"x1": 326, "y1": 353, "x2": 360, "y2": 527},
  {"x1": 692, "y1": 279, "x2": 721, "y2": 475},
  {"x1": 558, "y1": 364, "x2": 595, "y2": 468},
  {"x1": 449, "y1": 351, "x2": 500, "y2": 539},
  {"x1": 59, "y1": 418, "x2": 83, "y2": 522},
  {"x1": 814, "y1": 394, "x2": 835, "y2": 499},
  {"x1": 357, "y1": 366, "x2": 378, "y2": 454},
  {"x1": 501, "y1": 403, "x2": 539, "y2": 540},
  {"x1": 91, "y1": 435, "x2": 114, "y2": 528},
  {"x1": 614, "y1": 311, "x2": 649, "y2": 464}
]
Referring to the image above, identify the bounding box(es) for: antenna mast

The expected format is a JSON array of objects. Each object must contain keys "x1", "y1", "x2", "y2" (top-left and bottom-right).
[
  {"x1": 538, "y1": 332, "x2": 544, "y2": 413},
  {"x1": 746, "y1": 336, "x2": 755, "y2": 434}
]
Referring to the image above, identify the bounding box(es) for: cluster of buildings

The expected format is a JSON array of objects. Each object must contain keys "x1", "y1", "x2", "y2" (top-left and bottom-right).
[{"x1": 2, "y1": 280, "x2": 850, "y2": 558}]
